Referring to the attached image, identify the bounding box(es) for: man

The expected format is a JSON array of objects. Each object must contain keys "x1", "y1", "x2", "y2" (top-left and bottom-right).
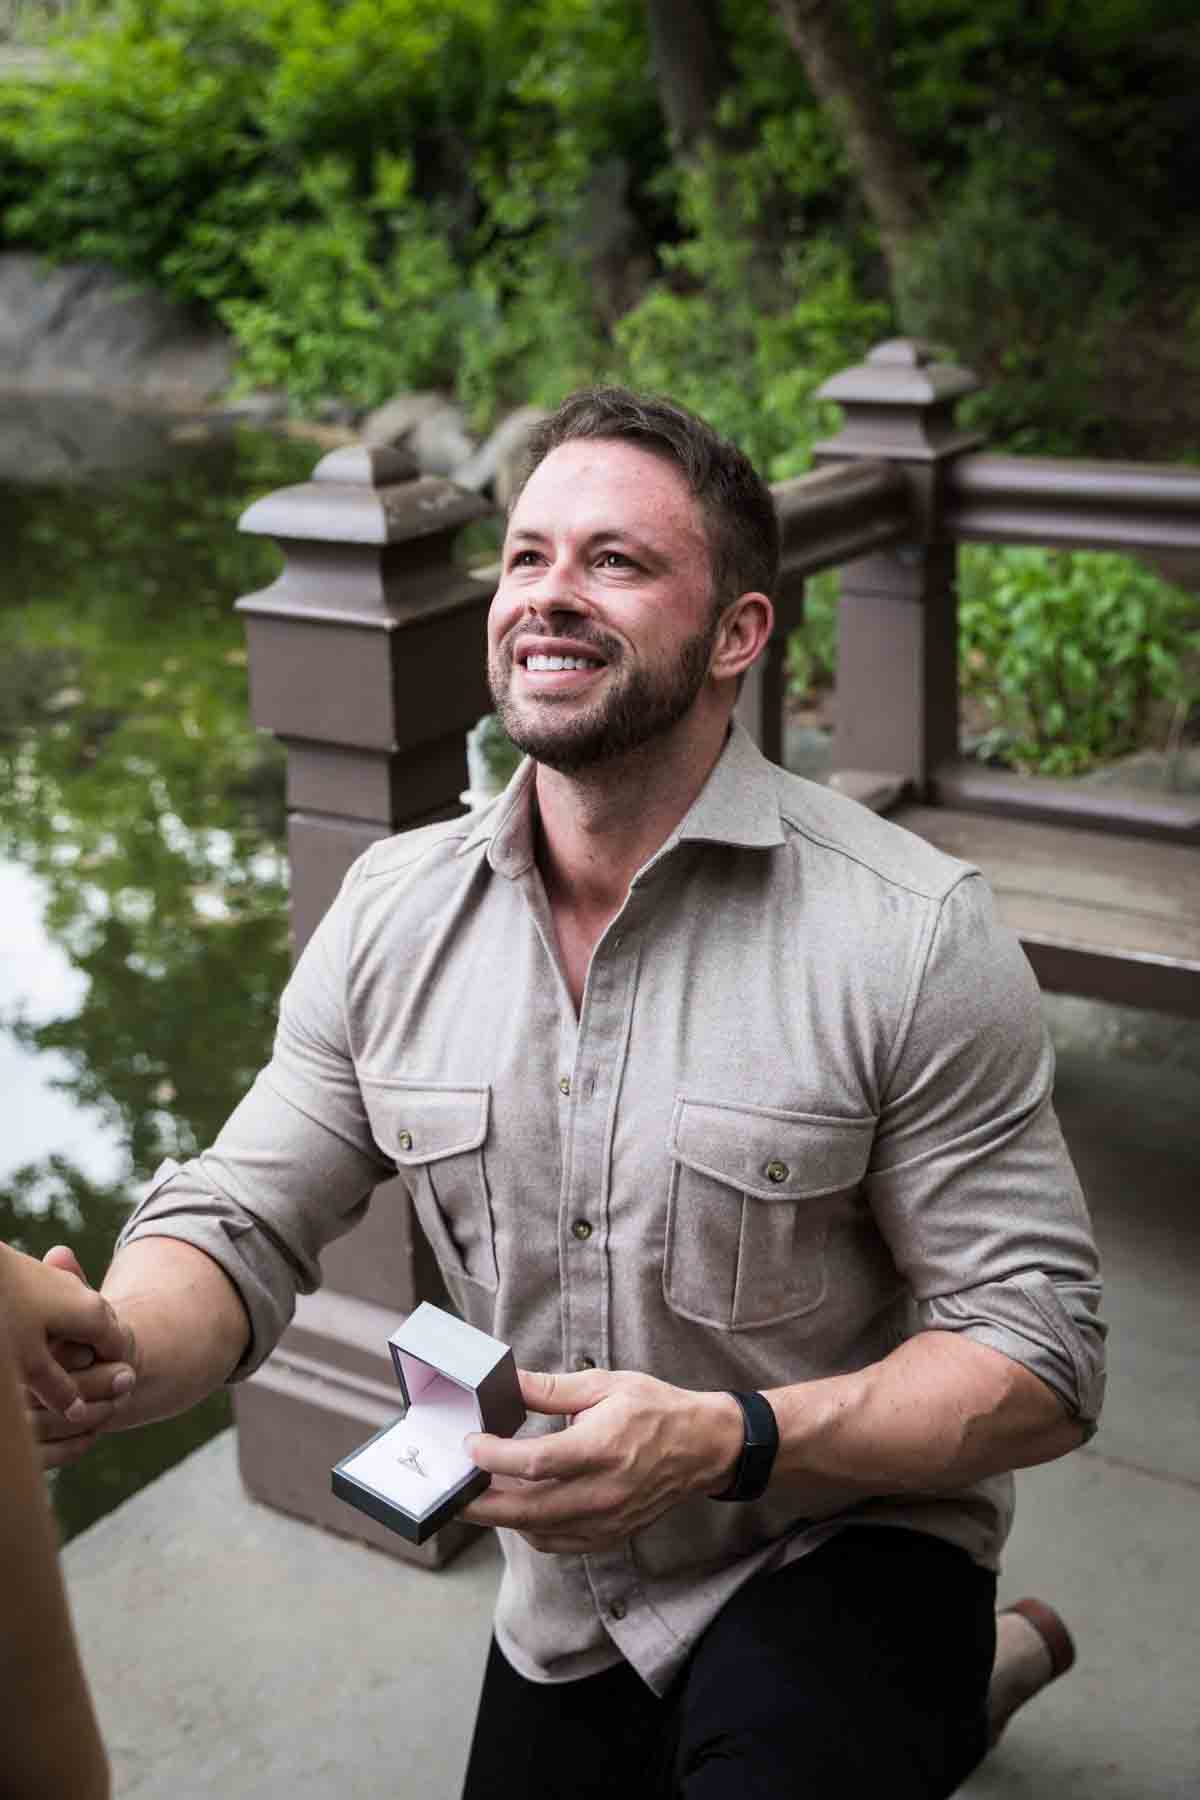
[{"x1": 38, "y1": 390, "x2": 1104, "y2": 1797}]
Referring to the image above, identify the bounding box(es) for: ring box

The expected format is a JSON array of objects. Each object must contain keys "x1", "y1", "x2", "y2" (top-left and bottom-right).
[{"x1": 331, "y1": 1302, "x2": 525, "y2": 1545}]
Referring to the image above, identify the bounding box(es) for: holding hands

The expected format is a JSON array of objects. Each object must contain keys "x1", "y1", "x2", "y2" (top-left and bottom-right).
[{"x1": 0, "y1": 1242, "x2": 137, "y2": 1457}]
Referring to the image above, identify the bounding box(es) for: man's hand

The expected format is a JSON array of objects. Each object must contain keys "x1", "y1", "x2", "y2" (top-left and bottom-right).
[
  {"x1": 461, "y1": 1368, "x2": 742, "y2": 1553},
  {"x1": 0, "y1": 1243, "x2": 136, "y2": 1445}
]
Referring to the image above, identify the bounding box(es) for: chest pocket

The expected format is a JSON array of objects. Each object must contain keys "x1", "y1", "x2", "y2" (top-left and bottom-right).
[
  {"x1": 664, "y1": 1099, "x2": 875, "y2": 1330},
  {"x1": 360, "y1": 1079, "x2": 498, "y2": 1293}
]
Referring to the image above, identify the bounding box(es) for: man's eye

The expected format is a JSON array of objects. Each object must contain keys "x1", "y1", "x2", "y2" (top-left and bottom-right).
[
  {"x1": 510, "y1": 550, "x2": 541, "y2": 568},
  {"x1": 598, "y1": 551, "x2": 634, "y2": 569}
]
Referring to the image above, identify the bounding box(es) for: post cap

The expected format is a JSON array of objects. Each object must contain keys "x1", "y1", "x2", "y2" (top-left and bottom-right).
[
  {"x1": 238, "y1": 444, "x2": 491, "y2": 546},
  {"x1": 817, "y1": 338, "x2": 979, "y2": 409},
  {"x1": 814, "y1": 338, "x2": 983, "y2": 464}
]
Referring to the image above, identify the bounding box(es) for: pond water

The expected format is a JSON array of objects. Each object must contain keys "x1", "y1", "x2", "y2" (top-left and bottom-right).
[{"x1": 0, "y1": 402, "x2": 317, "y2": 1539}]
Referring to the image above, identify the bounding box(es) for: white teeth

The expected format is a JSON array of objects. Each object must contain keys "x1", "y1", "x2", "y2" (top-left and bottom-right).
[{"x1": 526, "y1": 654, "x2": 600, "y2": 672}]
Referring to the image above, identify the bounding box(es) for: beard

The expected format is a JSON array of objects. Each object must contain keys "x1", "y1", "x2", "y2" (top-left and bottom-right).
[{"x1": 488, "y1": 619, "x2": 719, "y2": 775}]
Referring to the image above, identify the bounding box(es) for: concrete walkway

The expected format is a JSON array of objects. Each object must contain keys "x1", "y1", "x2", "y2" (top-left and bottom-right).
[{"x1": 62, "y1": 997, "x2": 1200, "y2": 1799}]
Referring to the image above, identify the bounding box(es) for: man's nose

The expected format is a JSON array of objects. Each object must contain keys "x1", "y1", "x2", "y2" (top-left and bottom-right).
[{"x1": 523, "y1": 559, "x2": 588, "y2": 620}]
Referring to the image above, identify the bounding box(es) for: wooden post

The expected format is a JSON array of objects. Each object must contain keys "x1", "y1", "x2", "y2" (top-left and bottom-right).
[
  {"x1": 814, "y1": 339, "x2": 982, "y2": 796},
  {"x1": 231, "y1": 444, "x2": 496, "y2": 1566}
]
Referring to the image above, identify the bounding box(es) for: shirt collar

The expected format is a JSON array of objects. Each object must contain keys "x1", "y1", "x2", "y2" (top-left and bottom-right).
[
  {"x1": 674, "y1": 720, "x2": 787, "y2": 852},
  {"x1": 456, "y1": 719, "x2": 786, "y2": 880}
]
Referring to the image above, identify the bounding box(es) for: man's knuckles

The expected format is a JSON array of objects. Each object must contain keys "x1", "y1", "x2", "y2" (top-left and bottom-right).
[{"x1": 42, "y1": 1433, "x2": 97, "y2": 1468}]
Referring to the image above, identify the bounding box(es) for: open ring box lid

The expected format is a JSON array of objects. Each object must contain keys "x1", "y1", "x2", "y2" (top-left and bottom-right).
[{"x1": 331, "y1": 1302, "x2": 526, "y2": 1545}]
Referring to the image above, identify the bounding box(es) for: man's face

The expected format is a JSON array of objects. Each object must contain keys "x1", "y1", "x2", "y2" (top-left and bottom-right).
[{"x1": 486, "y1": 438, "x2": 723, "y2": 774}]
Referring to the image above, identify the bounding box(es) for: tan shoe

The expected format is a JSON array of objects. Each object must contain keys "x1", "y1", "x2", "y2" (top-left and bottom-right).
[{"x1": 987, "y1": 1597, "x2": 1077, "y2": 1747}]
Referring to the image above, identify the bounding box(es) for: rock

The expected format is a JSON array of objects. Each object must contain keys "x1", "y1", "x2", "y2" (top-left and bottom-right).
[
  {"x1": 0, "y1": 252, "x2": 234, "y2": 404},
  {"x1": 224, "y1": 388, "x2": 290, "y2": 424},
  {"x1": 313, "y1": 396, "x2": 361, "y2": 427},
  {"x1": 362, "y1": 390, "x2": 477, "y2": 475},
  {"x1": 361, "y1": 390, "x2": 447, "y2": 444},
  {"x1": 453, "y1": 405, "x2": 549, "y2": 505},
  {"x1": 410, "y1": 403, "x2": 478, "y2": 476},
  {"x1": 0, "y1": 390, "x2": 183, "y2": 484}
]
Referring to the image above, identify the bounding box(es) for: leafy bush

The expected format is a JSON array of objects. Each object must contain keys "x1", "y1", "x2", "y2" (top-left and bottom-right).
[
  {"x1": 614, "y1": 138, "x2": 890, "y2": 478},
  {"x1": 895, "y1": 132, "x2": 1138, "y2": 453},
  {"x1": 219, "y1": 155, "x2": 468, "y2": 410},
  {"x1": 958, "y1": 547, "x2": 1200, "y2": 774},
  {"x1": 786, "y1": 549, "x2": 1200, "y2": 778},
  {"x1": 785, "y1": 570, "x2": 839, "y2": 696}
]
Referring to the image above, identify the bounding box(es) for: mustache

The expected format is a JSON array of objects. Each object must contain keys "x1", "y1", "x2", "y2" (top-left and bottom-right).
[{"x1": 500, "y1": 621, "x2": 623, "y2": 661}]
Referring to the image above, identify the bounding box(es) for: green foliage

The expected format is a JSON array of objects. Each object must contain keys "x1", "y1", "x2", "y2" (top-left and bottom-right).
[
  {"x1": 895, "y1": 133, "x2": 1138, "y2": 452},
  {"x1": 3, "y1": 0, "x2": 1199, "y2": 458},
  {"x1": 785, "y1": 570, "x2": 840, "y2": 696},
  {"x1": 786, "y1": 550, "x2": 1200, "y2": 779},
  {"x1": 615, "y1": 142, "x2": 890, "y2": 477},
  {"x1": 958, "y1": 548, "x2": 1200, "y2": 775},
  {"x1": 220, "y1": 155, "x2": 468, "y2": 409}
]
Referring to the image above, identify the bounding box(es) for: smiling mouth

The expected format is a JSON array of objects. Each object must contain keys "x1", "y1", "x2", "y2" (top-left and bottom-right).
[{"x1": 523, "y1": 652, "x2": 605, "y2": 673}]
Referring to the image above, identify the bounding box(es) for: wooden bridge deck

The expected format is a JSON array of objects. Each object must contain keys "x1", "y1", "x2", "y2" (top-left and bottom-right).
[{"x1": 893, "y1": 804, "x2": 1200, "y2": 1019}]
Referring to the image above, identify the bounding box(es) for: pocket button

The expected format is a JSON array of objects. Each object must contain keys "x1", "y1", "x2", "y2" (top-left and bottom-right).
[
  {"x1": 765, "y1": 1159, "x2": 789, "y2": 1184},
  {"x1": 398, "y1": 1130, "x2": 413, "y2": 1151}
]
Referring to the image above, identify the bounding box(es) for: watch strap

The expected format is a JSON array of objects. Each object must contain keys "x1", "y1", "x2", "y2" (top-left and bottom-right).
[{"x1": 711, "y1": 1390, "x2": 779, "y2": 1502}]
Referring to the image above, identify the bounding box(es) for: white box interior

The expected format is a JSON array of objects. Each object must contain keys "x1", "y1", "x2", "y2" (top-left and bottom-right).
[{"x1": 340, "y1": 1370, "x2": 480, "y2": 1522}]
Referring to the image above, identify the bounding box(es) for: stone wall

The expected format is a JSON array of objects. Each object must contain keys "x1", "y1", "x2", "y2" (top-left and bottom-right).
[{"x1": 0, "y1": 251, "x2": 234, "y2": 406}]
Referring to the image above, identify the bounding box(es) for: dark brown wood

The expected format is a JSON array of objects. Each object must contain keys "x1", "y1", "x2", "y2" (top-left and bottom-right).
[
  {"x1": 892, "y1": 804, "x2": 1200, "y2": 1016},
  {"x1": 772, "y1": 459, "x2": 910, "y2": 582},
  {"x1": 233, "y1": 447, "x2": 497, "y2": 1567},
  {"x1": 833, "y1": 544, "x2": 959, "y2": 793},
  {"x1": 814, "y1": 340, "x2": 981, "y2": 479},
  {"x1": 809, "y1": 338, "x2": 1200, "y2": 1014},
  {"x1": 946, "y1": 453, "x2": 1200, "y2": 554},
  {"x1": 932, "y1": 760, "x2": 1200, "y2": 845}
]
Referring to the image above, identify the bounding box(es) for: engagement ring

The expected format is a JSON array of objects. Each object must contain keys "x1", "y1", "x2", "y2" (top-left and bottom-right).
[{"x1": 397, "y1": 1444, "x2": 428, "y2": 1478}]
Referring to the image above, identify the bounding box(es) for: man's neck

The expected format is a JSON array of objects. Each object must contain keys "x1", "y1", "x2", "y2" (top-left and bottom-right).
[{"x1": 532, "y1": 711, "x2": 731, "y2": 923}]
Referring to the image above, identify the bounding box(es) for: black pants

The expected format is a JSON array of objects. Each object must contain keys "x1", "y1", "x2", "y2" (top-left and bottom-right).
[{"x1": 461, "y1": 1527, "x2": 997, "y2": 1800}]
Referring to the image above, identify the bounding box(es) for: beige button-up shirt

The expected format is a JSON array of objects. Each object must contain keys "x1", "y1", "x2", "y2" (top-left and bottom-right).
[{"x1": 119, "y1": 724, "x2": 1104, "y2": 1694}]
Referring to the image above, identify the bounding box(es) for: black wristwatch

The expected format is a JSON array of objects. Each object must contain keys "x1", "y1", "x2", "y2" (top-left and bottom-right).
[{"x1": 710, "y1": 1390, "x2": 779, "y2": 1502}]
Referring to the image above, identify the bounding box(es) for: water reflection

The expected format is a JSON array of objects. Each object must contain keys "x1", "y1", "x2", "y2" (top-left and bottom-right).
[
  {"x1": 0, "y1": 417, "x2": 317, "y2": 1537},
  {"x1": 0, "y1": 860, "x2": 126, "y2": 1187}
]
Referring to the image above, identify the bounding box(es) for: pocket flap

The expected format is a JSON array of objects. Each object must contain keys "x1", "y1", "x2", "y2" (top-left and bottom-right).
[
  {"x1": 360, "y1": 1080, "x2": 490, "y2": 1166},
  {"x1": 669, "y1": 1099, "x2": 874, "y2": 1200}
]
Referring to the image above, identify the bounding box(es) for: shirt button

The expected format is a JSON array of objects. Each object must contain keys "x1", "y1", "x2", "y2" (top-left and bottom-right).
[
  {"x1": 609, "y1": 1600, "x2": 628, "y2": 1621},
  {"x1": 398, "y1": 1131, "x2": 413, "y2": 1152},
  {"x1": 571, "y1": 1219, "x2": 593, "y2": 1242},
  {"x1": 765, "y1": 1159, "x2": 789, "y2": 1184},
  {"x1": 558, "y1": 1076, "x2": 571, "y2": 1096},
  {"x1": 576, "y1": 1355, "x2": 596, "y2": 1371}
]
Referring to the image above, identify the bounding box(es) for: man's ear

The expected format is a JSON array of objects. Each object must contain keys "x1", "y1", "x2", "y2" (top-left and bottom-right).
[{"x1": 709, "y1": 592, "x2": 774, "y2": 684}]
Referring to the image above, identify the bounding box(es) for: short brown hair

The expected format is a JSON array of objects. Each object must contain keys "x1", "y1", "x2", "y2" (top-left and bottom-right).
[{"x1": 515, "y1": 387, "x2": 780, "y2": 613}]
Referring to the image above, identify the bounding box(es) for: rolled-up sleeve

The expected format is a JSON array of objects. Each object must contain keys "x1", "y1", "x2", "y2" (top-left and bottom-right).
[
  {"x1": 116, "y1": 859, "x2": 390, "y2": 1377},
  {"x1": 867, "y1": 872, "x2": 1106, "y2": 1431}
]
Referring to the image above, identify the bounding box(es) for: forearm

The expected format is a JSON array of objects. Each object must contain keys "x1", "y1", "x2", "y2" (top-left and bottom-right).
[
  {"x1": 0, "y1": 1326, "x2": 109, "y2": 1800},
  {"x1": 762, "y1": 1330, "x2": 1082, "y2": 1503},
  {"x1": 99, "y1": 1237, "x2": 252, "y2": 1430}
]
